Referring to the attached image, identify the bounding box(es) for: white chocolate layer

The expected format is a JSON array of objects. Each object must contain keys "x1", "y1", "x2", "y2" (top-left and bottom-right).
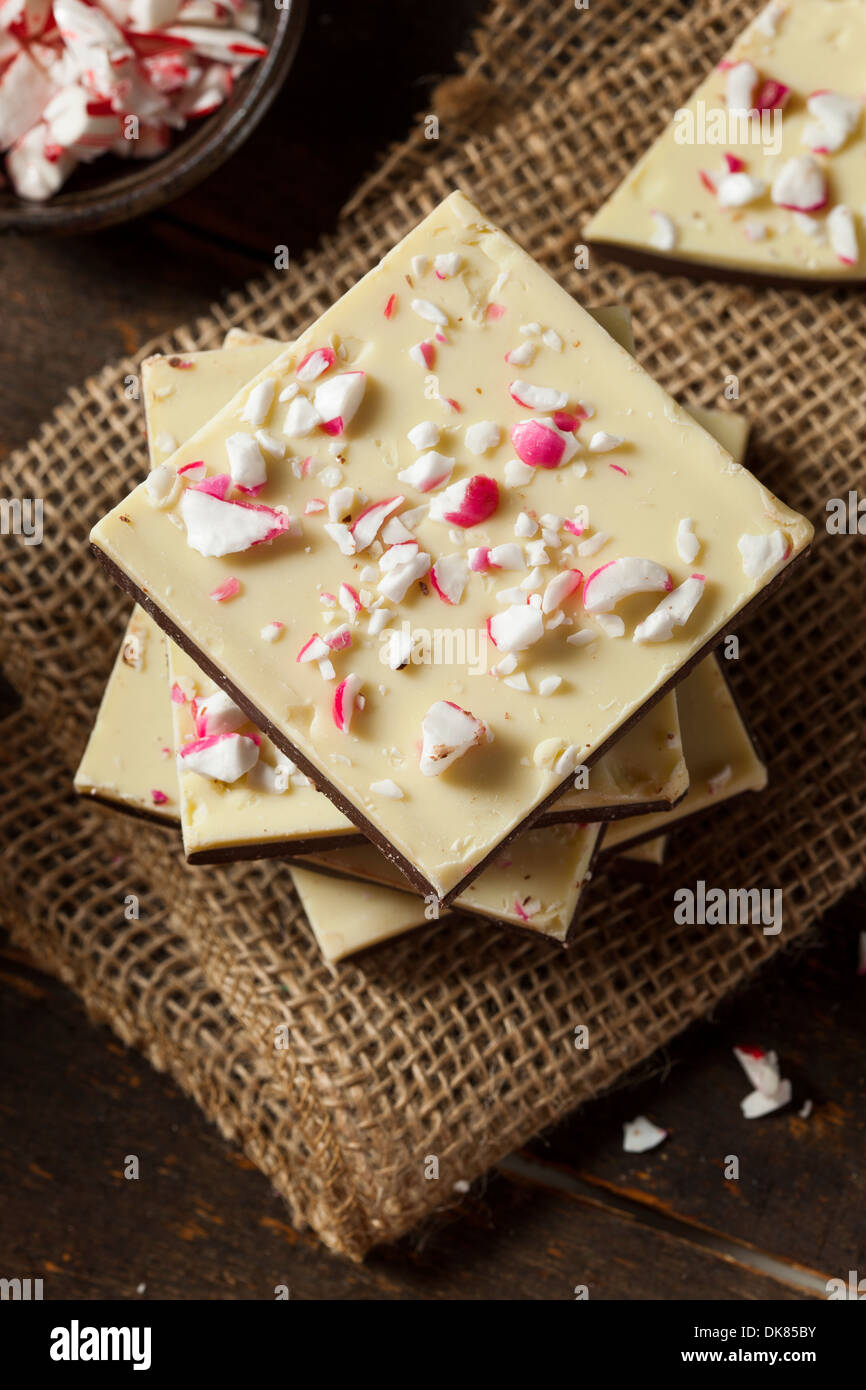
[
  {"x1": 74, "y1": 605, "x2": 177, "y2": 820},
  {"x1": 91, "y1": 191, "x2": 811, "y2": 899},
  {"x1": 289, "y1": 867, "x2": 429, "y2": 963},
  {"x1": 586, "y1": 0, "x2": 866, "y2": 279},
  {"x1": 605, "y1": 654, "x2": 767, "y2": 853}
]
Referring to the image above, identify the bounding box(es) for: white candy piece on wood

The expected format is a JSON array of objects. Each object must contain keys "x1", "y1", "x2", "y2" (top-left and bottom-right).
[
  {"x1": 419, "y1": 701, "x2": 488, "y2": 777},
  {"x1": 622, "y1": 1116, "x2": 667, "y2": 1154}
]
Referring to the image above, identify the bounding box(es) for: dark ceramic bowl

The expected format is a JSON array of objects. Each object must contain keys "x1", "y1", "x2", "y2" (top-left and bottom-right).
[{"x1": 0, "y1": 0, "x2": 307, "y2": 236}]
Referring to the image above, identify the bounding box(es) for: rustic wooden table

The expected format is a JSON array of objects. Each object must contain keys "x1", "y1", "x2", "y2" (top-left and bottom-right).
[{"x1": 1, "y1": 0, "x2": 864, "y2": 1301}]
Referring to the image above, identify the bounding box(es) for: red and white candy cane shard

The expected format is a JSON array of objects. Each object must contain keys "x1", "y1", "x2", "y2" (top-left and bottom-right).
[
  {"x1": 541, "y1": 568, "x2": 583, "y2": 614},
  {"x1": 770, "y1": 155, "x2": 828, "y2": 212},
  {"x1": 428, "y1": 474, "x2": 499, "y2": 527},
  {"x1": 179, "y1": 487, "x2": 290, "y2": 556},
  {"x1": 323, "y1": 624, "x2": 352, "y2": 652},
  {"x1": 350, "y1": 495, "x2": 404, "y2": 551},
  {"x1": 296, "y1": 634, "x2": 329, "y2": 664},
  {"x1": 161, "y1": 24, "x2": 265, "y2": 63},
  {"x1": 209, "y1": 575, "x2": 240, "y2": 602},
  {"x1": 755, "y1": 78, "x2": 788, "y2": 111},
  {"x1": 332, "y1": 673, "x2": 362, "y2": 733},
  {"x1": 193, "y1": 688, "x2": 245, "y2": 736},
  {"x1": 633, "y1": 574, "x2": 705, "y2": 643},
  {"x1": 511, "y1": 417, "x2": 578, "y2": 468},
  {"x1": 397, "y1": 450, "x2": 454, "y2": 493},
  {"x1": 338, "y1": 582, "x2": 362, "y2": 616},
  {"x1": 583, "y1": 557, "x2": 672, "y2": 614},
  {"x1": 509, "y1": 380, "x2": 568, "y2": 411},
  {"x1": 0, "y1": 49, "x2": 56, "y2": 149},
  {"x1": 827, "y1": 205, "x2": 858, "y2": 266},
  {"x1": 7, "y1": 121, "x2": 75, "y2": 198},
  {"x1": 296, "y1": 346, "x2": 336, "y2": 382},
  {"x1": 430, "y1": 553, "x2": 469, "y2": 605},
  {"x1": 191, "y1": 471, "x2": 231, "y2": 498},
  {"x1": 313, "y1": 370, "x2": 365, "y2": 434},
  {"x1": 1, "y1": 0, "x2": 53, "y2": 40},
  {"x1": 803, "y1": 90, "x2": 860, "y2": 154},
  {"x1": 488, "y1": 603, "x2": 544, "y2": 653},
  {"x1": 419, "y1": 700, "x2": 488, "y2": 777},
  {"x1": 179, "y1": 731, "x2": 259, "y2": 782}
]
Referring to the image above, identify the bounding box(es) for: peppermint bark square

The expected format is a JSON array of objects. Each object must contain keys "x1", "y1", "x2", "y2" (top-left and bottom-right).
[{"x1": 90, "y1": 190, "x2": 812, "y2": 903}]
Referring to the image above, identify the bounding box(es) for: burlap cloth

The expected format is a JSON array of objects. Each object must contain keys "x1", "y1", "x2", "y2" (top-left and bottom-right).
[{"x1": 2, "y1": 0, "x2": 864, "y2": 1260}]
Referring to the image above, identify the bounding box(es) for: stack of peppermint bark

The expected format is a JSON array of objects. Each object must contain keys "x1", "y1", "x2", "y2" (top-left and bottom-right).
[{"x1": 76, "y1": 191, "x2": 813, "y2": 962}]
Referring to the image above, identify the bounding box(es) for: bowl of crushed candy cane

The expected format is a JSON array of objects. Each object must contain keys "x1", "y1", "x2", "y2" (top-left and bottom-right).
[{"x1": 0, "y1": 0, "x2": 306, "y2": 233}]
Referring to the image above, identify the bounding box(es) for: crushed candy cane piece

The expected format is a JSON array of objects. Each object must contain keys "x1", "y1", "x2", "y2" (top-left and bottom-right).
[
  {"x1": 505, "y1": 340, "x2": 535, "y2": 366},
  {"x1": 180, "y1": 489, "x2": 289, "y2": 557},
  {"x1": 296, "y1": 634, "x2": 330, "y2": 663},
  {"x1": 419, "y1": 700, "x2": 489, "y2": 777},
  {"x1": 193, "y1": 689, "x2": 246, "y2": 737},
  {"x1": 511, "y1": 417, "x2": 578, "y2": 469},
  {"x1": 583, "y1": 557, "x2": 671, "y2": 614},
  {"x1": 827, "y1": 205, "x2": 859, "y2": 267},
  {"x1": 240, "y1": 378, "x2": 275, "y2": 428},
  {"x1": 725, "y1": 59, "x2": 757, "y2": 113},
  {"x1": 398, "y1": 451, "x2": 454, "y2": 492},
  {"x1": 433, "y1": 251, "x2": 461, "y2": 277},
  {"x1": 296, "y1": 347, "x2": 336, "y2": 382},
  {"x1": 623, "y1": 1116, "x2": 668, "y2": 1153},
  {"x1": 738, "y1": 529, "x2": 789, "y2": 580},
  {"x1": 538, "y1": 675, "x2": 562, "y2": 696},
  {"x1": 370, "y1": 778, "x2": 404, "y2": 799},
  {"x1": 377, "y1": 549, "x2": 430, "y2": 602},
  {"x1": 145, "y1": 463, "x2": 179, "y2": 508},
  {"x1": 180, "y1": 732, "x2": 258, "y2": 783},
  {"x1": 649, "y1": 209, "x2": 676, "y2": 251},
  {"x1": 409, "y1": 340, "x2": 436, "y2": 369},
  {"x1": 260, "y1": 621, "x2": 284, "y2": 643},
  {"x1": 801, "y1": 91, "x2": 860, "y2": 155},
  {"x1": 509, "y1": 380, "x2": 568, "y2": 411},
  {"x1": 351, "y1": 495, "x2": 404, "y2": 550},
  {"x1": 633, "y1": 574, "x2": 705, "y2": 643},
  {"x1": 717, "y1": 172, "x2": 766, "y2": 208},
  {"x1": 504, "y1": 458, "x2": 534, "y2": 487},
  {"x1": 542, "y1": 568, "x2": 583, "y2": 614},
  {"x1": 771, "y1": 155, "x2": 828, "y2": 212},
  {"x1": 313, "y1": 371, "x2": 365, "y2": 435},
  {"x1": 676, "y1": 517, "x2": 700, "y2": 564},
  {"x1": 332, "y1": 674, "x2": 362, "y2": 733},
  {"x1": 407, "y1": 420, "x2": 440, "y2": 450},
  {"x1": 489, "y1": 604, "x2": 544, "y2": 652},
  {"x1": 428, "y1": 474, "x2": 499, "y2": 528},
  {"x1": 465, "y1": 421, "x2": 501, "y2": 455},
  {"x1": 707, "y1": 765, "x2": 733, "y2": 795},
  {"x1": 410, "y1": 297, "x2": 448, "y2": 326},
  {"x1": 209, "y1": 576, "x2": 240, "y2": 602},
  {"x1": 226, "y1": 432, "x2": 267, "y2": 490},
  {"x1": 588, "y1": 430, "x2": 624, "y2": 453},
  {"x1": 430, "y1": 554, "x2": 469, "y2": 605},
  {"x1": 284, "y1": 395, "x2": 322, "y2": 437}
]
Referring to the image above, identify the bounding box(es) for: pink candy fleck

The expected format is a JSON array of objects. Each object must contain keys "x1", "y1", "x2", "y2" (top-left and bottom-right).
[{"x1": 209, "y1": 576, "x2": 240, "y2": 602}]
